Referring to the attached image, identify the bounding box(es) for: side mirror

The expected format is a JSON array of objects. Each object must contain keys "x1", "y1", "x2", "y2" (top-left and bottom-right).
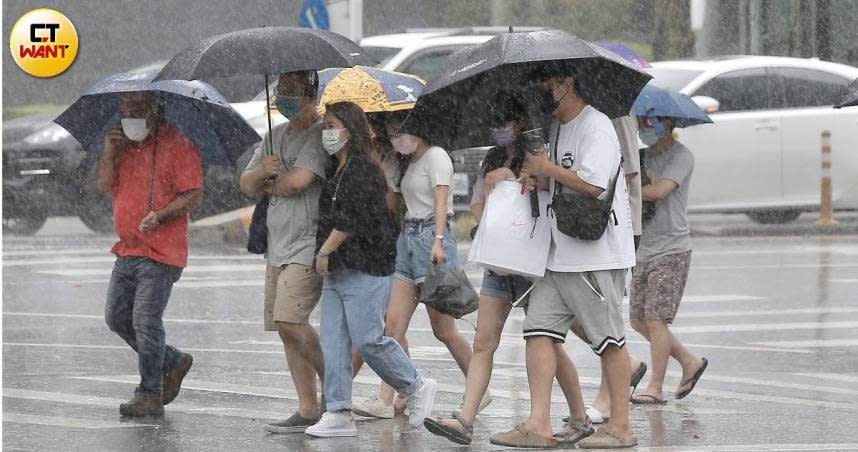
[{"x1": 692, "y1": 95, "x2": 720, "y2": 113}]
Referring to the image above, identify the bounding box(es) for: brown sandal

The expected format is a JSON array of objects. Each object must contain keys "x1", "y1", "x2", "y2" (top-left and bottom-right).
[{"x1": 490, "y1": 423, "x2": 558, "y2": 449}]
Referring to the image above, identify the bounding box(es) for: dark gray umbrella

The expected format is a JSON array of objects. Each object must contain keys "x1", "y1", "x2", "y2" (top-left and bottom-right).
[
  {"x1": 834, "y1": 78, "x2": 858, "y2": 108},
  {"x1": 153, "y1": 27, "x2": 374, "y2": 81},
  {"x1": 401, "y1": 29, "x2": 651, "y2": 149}
]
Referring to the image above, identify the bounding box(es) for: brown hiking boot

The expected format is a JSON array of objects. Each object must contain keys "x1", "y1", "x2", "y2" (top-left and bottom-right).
[
  {"x1": 119, "y1": 394, "x2": 164, "y2": 417},
  {"x1": 162, "y1": 353, "x2": 193, "y2": 405}
]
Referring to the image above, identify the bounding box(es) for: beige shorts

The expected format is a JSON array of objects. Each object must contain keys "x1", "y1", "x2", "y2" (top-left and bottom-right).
[{"x1": 264, "y1": 263, "x2": 322, "y2": 330}]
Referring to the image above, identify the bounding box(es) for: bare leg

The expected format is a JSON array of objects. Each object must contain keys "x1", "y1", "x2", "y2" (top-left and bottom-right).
[
  {"x1": 377, "y1": 279, "x2": 419, "y2": 405},
  {"x1": 458, "y1": 296, "x2": 511, "y2": 424},
  {"x1": 554, "y1": 344, "x2": 587, "y2": 423},
  {"x1": 521, "y1": 337, "x2": 557, "y2": 438},
  {"x1": 277, "y1": 322, "x2": 324, "y2": 418},
  {"x1": 426, "y1": 306, "x2": 473, "y2": 374},
  {"x1": 633, "y1": 320, "x2": 701, "y2": 397},
  {"x1": 601, "y1": 345, "x2": 632, "y2": 436}
]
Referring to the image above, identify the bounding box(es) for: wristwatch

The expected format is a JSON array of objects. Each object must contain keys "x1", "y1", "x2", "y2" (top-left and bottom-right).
[{"x1": 435, "y1": 234, "x2": 445, "y2": 241}]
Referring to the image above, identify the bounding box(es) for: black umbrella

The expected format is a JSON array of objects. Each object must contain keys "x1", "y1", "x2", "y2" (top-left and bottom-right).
[
  {"x1": 155, "y1": 26, "x2": 375, "y2": 162},
  {"x1": 401, "y1": 29, "x2": 651, "y2": 149},
  {"x1": 834, "y1": 78, "x2": 858, "y2": 109}
]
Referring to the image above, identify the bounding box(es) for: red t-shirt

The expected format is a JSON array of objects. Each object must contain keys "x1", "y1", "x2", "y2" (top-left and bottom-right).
[{"x1": 111, "y1": 123, "x2": 203, "y2": 268}]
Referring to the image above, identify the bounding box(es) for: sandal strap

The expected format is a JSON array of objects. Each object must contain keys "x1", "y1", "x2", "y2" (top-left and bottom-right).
[
  {"x1": 453, "y1": 414, "x2": 474, "y2": 434},
  {"x1": 565, "y1": 416, "x2": 593, "y2": 433}
]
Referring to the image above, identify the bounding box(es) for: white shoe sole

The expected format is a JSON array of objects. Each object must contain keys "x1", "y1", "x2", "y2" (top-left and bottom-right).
[
  {"x1": 408, "y1": 378, "x2": 438, "y2": 428},
  {"x1": 305, "y1": 427, "x2": 357, "y2": 438}
]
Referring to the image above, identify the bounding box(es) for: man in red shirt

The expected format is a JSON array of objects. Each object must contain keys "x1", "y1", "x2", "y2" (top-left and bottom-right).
[{"x1": 97, "y1": 92, "x2": 203, "y2": 417}]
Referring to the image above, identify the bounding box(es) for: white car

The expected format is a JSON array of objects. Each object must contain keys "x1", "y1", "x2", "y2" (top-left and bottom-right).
[{"x1": 649, "y1": 56, "x2": 858, "y2": 223}]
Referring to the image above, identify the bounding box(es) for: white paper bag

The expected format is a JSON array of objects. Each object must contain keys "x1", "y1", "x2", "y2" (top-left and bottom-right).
[{"x1": 468, "y1": 180, "x2": 551, "y2": 279}]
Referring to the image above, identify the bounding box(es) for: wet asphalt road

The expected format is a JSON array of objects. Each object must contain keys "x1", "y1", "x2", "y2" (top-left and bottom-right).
[{"x1": 3, "y1": 216, "x2": 858, "y2": 451}]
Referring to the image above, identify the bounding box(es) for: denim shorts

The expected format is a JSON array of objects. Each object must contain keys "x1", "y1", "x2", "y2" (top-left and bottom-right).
[
  {"x1": 480, "y1": 270, "x2": 533, "y2": 303},
  {"x1": 394, "y1": 217, "x2": 459, "y2": 285}
]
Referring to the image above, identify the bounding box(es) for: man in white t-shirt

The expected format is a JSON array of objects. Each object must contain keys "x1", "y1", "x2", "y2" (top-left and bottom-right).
[{"x1": 490, "y1": 68, "x2": 637, "y2": 449}]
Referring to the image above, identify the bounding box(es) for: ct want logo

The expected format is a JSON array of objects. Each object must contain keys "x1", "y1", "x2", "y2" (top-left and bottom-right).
[{"x1": 9, "y1": 8, "x2": 78, "y2": 78}]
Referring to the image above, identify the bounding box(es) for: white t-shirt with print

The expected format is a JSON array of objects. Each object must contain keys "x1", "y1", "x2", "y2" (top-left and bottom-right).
[
  {"x1": 400, "y1": 146, "x2": 454, "y2": 219},
  {"x1": 547, "y1": 105, "x2": 636, "y2": 273}
]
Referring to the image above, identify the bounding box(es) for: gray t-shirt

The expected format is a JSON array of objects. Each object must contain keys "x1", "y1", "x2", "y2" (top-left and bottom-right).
[
  {"x1": 637, "y1": 141, "x2": 694, "y2": 262},
  {"x1": 246, "y1": 120, "x2": 328, "y2": 267}
]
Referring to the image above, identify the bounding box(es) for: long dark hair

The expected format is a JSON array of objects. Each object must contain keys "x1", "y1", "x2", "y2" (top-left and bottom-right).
[{"x1": 325, "y1": 101, "x2": 382, "y2": 168}]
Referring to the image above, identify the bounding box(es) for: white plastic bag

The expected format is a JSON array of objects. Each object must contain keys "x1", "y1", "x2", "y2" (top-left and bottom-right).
[{"x1": 468, "y1": 180, "x2": 551, "y2": 279}]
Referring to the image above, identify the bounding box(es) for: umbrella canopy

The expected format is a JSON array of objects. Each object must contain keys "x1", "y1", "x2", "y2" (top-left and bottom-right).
[
  {"x1": 633, "y1": 83, "x2": 713, "y2": 128},
  {"x1": 317, "y1": 66, "x2": 425, "y2": 113},
  {"x1": 594, "y1": 43, "x2": 651, "y2": 69},
  {"x1": 54, "y1": 70, "x2": 260, "y2": 166},
  {"x1": 153, "y1": 27, "x2": 375, "y2": 82},
  {"x1": 834, "y1": 78, "x2": 858, "y2": 108},
  {"x1": 401, "y1": 29, "x2": 651, "y2": 149}
]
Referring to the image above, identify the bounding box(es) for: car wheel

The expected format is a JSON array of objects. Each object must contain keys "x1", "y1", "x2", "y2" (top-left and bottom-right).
[
  {"x1": 77, "y1": 164, "x2": 114, "y2": 234},
  {"x1": 746, "y1": 210, "x2": 802, "y2": 224},
  {"x1": 2, "y1": 211, "x2": 48, "y2": 235}
]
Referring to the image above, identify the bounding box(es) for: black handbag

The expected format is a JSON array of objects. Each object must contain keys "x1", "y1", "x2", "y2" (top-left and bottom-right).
[
  {"x1": 639, "y1": 149, "x2": 657, "y2": 224},
  {"x1": 246, "y1": 196, "x2": 269, "y2": 254},
  {"x1": 420, "y1": 263, "x2": 479, "y2": 319},
  {"x1": 548, "y1": 124, "x2": 623, "y2": 241}
]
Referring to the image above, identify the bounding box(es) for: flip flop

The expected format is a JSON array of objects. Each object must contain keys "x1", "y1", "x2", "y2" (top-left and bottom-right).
[
  {"x1": 676, "y1": 357, "x2": 708, "y2": 399},
  {"x1": 630, "y1": 394, "x2": 667, "y2": 405},
  {"x1": 630, "y1": 362, "x2": 647, "y2": 393}
]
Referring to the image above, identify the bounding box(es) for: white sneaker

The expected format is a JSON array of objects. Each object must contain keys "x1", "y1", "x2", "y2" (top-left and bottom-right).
[
  {"x1": 351, "y1": 397, "x2": 394, "y2": 419},
  {"x1": 586, "y1": 405, "x2": 607, "y2": 424},
  {"x1": 405, "y1": 377, "x2": 437, "y2": 428},
  {"x1": 450, "y1": 389, "x2": 494, "y2": 417},
  {"x1": 304, "y1": 411, "x2": 357, "y2": 437}
]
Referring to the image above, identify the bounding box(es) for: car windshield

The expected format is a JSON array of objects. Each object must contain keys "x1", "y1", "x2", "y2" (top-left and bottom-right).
[
  {"x1": 362, "y1": 46, "x2": 402, "y2": 67},
  {"x1": 647, "y1": 67, "x2": 704, "y2": 91}
]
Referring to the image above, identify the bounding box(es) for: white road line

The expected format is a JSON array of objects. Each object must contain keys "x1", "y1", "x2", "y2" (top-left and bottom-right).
[
  {"x1": 636, "y1": 444, "x2": 858, "y2": 451},
  {"x1": 694, "y1": 263, "x2": 858, "y2": 270},
  {"x1": 670, "y1": 320, "x2": 858, "y2": 334},
  {"x1": 680, "y1": 306, "x2": 858, "y2": 319},
  {"x1": 3, "y1": 254, "x2": 264, "y2": 265},
  {"x1": 3, "y1": 312, "x2": 258, "y2": 325},
  {"x1": 679, "y1": 294, "x2": 766, "y2": 303},
  {"x1": 174, "y1": 280, "x2": 263, "y2": 289},
  {"x1": 833, "y1": 279, "x2": 858, "y2": 283},
  {"x1": 1, "y1": 388, "x2": 277, "y2": 420},
  {"x1": 2, "y1": 412, "x2": 157, "y2": 429},
  {"x1": 625, "y1": 340, "x2": 813, "y2": 354},
  {"x1": 37, "y1": 264, "x2": 265, "y2": 276},
  {"x1": 752, "y1": 339, "x2": 858, "y2": 348},
  {"x1": 3, "y1": 342, "x2": 279, "y2": 354},
  {"x1": 792, "y1": 373, "x2": 858, "y2": 384},
  {"x1": 2, "y1": 248, "x2": 108, "y2": 257}
]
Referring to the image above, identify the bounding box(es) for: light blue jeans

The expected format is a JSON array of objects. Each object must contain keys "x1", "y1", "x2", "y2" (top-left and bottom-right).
[{"x1": 320, "y1": 270, "x2": 422, "y2": 411}]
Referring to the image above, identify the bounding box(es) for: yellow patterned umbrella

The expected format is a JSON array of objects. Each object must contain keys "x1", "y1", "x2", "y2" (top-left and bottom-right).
[{"x1": 316, "y1": 65, "x2": 425, "y2": 113}]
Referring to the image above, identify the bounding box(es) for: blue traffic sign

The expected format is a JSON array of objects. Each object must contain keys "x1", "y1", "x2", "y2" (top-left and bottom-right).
[{"x1": 298, "y1": 0, "x2": 329, "y2": 30}]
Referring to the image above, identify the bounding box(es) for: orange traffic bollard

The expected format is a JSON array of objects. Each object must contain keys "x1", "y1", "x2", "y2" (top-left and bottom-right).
[{"x1": 818, "y1": 130, "x2": 837, "y2": 226}]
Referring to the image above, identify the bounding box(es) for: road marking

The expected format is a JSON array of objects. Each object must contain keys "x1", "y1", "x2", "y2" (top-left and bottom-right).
[
  {"x1": 752, "y1": 339, "x2": 858, "y2": 348},
  {"x1": 792, "y1": 373, "x2": 858, "y2": 384},
  {"x1": 832, "y1": 279, "x2": 858, "y2": 283},
  {"x1": 670, "y1": 320, "x2": 858, "y2": 335},
  {"x1": 694, "y1": 263, "x2": 858, "y2": 270},
  {"x1": 3, "y1": 254, "x2": 264, "y2": 265},
  {"x1": 1, "y1": 388, "x2": 277, "y2": 420},
  {"x1": 3, "y1": 312, "x2": 258, "y2": 325},
  {"x1": 636, "y1": 444, "x2": 858, "y2": 451},
  {"x1": 625, "y1": 340, "x2": 813, "y2": 354},
  {"x1": 174, "y1": 280, "x2": 263, "y2": 289},
  {"x1": 680, "y1": 306, "x2": 858, "y2": 319},
  {"x1": 2, "y1": 248, "x2": 107, "y2": 257},
  {"x1": 2, "y1": 412, "x2": 157, "y2": 429},
  {"x1": 37, "y1": 264, "x2": 265, "y2": 276},
  {"x1": 3, "y1": 342, "x2": 279, "y2": 354}
]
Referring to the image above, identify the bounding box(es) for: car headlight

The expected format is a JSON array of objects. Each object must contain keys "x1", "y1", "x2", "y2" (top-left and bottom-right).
[{"x1": 23, "y1": 123, "x2": 71, "y2": 145}]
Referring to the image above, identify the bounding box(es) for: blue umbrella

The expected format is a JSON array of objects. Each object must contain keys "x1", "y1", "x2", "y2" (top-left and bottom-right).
[
  {"x1": 54, "y1": 70, "x2": 260, "y2": 166},
  {"x1": 633, "y1": 83, "x2": 713, "y2": 128},
  {"x1": 594, "y1": 43, "x2": 651, "y2": 69}
]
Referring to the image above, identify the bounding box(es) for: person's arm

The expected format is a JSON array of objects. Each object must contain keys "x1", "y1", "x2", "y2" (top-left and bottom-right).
[
  {"x1": 266, "y1": 167, "x2": 318, "y2": 197},
  {"x1": 140, "y1": 188, "x2": 204, "y2": 232},
  {"x1": 239, "y1": 140, "x2": 280, "y2": 196},
  {"x1": 140, "y1": 142, "x2": 205, "y2": 232},
  {"x1": 641, "y1": 179, "x2": 678, "y2": 201},
  {"x1": 541, "y1": 158, "x2": 604, "y2": 197},
  {"x1": 315, "y1": 228, "x2": 350, "y2": 276},
  {"x1": 96, "y1": 127, "x2": 129, "y2": 194}
]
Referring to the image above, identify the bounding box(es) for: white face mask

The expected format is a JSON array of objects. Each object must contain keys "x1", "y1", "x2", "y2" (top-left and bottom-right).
[
  {"x1": 121, "y1": 118, "x2": 150, "y2": 142},
  {"x1": 391, "y1": 133, "x2": 419, "y2": 155},
  {"x1": 321, "y1": 128, "x2": 347, "y2": 155}
]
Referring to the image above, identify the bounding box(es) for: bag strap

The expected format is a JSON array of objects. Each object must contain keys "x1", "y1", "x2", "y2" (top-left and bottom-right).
[{"x1": 550, "y1": 119, "x2": 624, "y2": 203}]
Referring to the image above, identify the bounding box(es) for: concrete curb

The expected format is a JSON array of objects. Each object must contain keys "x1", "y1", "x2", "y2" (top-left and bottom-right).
[{"x1": 690, "y1": 223, "x2": 858, "y2": 237}]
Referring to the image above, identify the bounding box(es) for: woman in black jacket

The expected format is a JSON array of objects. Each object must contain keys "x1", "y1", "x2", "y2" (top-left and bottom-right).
[{"x1": 304, "y1": 101, "x2": 437, "y2": 438}]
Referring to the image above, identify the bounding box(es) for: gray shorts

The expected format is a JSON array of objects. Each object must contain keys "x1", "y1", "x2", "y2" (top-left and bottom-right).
[{"x1": 522, "y1": 269, "x2": 627, "y2": 355}]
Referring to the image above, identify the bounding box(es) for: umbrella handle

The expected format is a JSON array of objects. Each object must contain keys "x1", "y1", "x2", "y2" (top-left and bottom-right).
[{"x1": 264, "y1": 74, "x2": 274, "y2": 157}]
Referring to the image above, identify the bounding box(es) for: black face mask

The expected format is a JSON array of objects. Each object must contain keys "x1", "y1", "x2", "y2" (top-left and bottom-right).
[{"x1": 535, "y1": 85, "x2": 563, "y2": 115}]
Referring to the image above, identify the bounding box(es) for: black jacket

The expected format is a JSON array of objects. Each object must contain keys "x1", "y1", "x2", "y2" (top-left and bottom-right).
[{"x1": 316, "y1": 155, "x2": 397, "y2": 276}]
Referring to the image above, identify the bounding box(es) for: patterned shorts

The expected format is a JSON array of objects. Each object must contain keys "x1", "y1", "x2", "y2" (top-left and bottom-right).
[{"x1": 630, "y1": 251, "x2": 691, "y2": 323}]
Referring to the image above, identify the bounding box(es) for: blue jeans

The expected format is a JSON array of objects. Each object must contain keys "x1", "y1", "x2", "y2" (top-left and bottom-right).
[
  {"x1": 105, "y1": 256, "x2": 184, "y2": 396},
  {"x1": 481, "y1": 270, "x2": 533, "y2": 303},
  {"x1": 320, "y1": 270, "x2": 422, "y2": 411},
  {"x1": 394, "y1": 217, "x2": 459, "y2": 285}
]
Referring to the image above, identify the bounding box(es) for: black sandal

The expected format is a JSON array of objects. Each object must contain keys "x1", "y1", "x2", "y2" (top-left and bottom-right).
[{"x1": 423, "y1": 415, "x2": 473, "y2": 445}]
